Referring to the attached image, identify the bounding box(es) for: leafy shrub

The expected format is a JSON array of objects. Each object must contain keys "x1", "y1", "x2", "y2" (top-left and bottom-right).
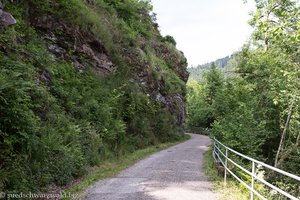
[{"x1": 163, "y1": 35, "x2": 177, "y2": 46}]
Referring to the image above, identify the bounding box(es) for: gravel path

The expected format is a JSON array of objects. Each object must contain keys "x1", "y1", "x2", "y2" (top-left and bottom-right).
[{"x1": 84, "y1": 134, "x2": 217, "y2": 200}]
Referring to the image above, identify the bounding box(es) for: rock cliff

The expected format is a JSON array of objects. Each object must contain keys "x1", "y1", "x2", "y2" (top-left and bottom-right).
[{"x1": 0, "y1": 0, "x2": 188, "y2": 192}]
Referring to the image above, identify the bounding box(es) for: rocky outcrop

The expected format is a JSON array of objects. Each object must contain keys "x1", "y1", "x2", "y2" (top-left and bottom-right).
[
  {"x1": 0, "y1": 0, "x2": 189, "y2": 193},
  {"x1": 86, "y1": 0, "x2": 95, "y2": 5},
  {"x1": 27, "y1": 1, "x2": 188, "y2": 132},
  {"x1": 154, "y1": 92, "x2": 186, "y2": 132},
  {"x1": 129, "y1": 44, "x2": 188, "y2": 132},
  {"x1": 0, "y1": 1, "x2": 16, "y2": 27},
  {"x1": 31, "y1": 15, "x2": 115, "y2": 75}
]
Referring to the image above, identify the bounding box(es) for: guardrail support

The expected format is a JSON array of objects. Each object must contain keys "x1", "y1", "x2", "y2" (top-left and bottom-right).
[
  {"x1": 251, "y1": 161, "x2": 255, "y2": 200},
  {"x1": 213, "y1": 139, "x2": 215, "y2": 159},
  {"x1": 213, "y1": 137, "x2": 300, "y2": 200},
  {"x1": 224, "y1": 148, "x2": 228, "y2": 186}
]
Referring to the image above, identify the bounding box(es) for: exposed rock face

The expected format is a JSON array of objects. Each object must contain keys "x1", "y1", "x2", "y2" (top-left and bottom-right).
[
  {"x1": 86, "y1": 0, "x2": 95, "y2": 5},
  {"x1": 81, "y1": 42, "x2": 114, "y2": 74},
  {"x1": 31, "y1": 15, "x2": 115, "y2": 75},
  {"x1": 0, "y1": 0, "x2": 189, "y2": 194},
  {"x1": 27, "y1": 2, "x2": 188, "y2": 133},
  {"x1": 154, "y1": 92, "x2": 186, "y2": 132},
  {"x1": 169, "y1": 94, "x2": 186, "y2": 132},
  {"x1": 0, "y1": 1, "x2": 17, "y2": 27},
  {"x1": 129, "y1": 43, "x2": 188, "y2": 133},
  {"x1": 153, "y1": 42, "x2": 189, "y2": 82}
]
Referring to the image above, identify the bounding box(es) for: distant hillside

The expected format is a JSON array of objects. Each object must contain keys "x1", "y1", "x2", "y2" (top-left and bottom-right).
[{"x1": 188, "y1": 56, "x2": 231, "y2": 82}]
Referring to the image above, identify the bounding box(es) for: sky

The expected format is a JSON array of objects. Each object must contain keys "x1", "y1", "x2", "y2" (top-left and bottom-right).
[{"x1": 151, "y1": 0, "x2": 256, "y2": 66}]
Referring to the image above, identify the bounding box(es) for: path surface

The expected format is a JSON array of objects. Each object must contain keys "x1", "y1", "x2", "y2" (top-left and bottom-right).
[{"x1": 84, "y1": 134, "x2": 217, "y2": 200}]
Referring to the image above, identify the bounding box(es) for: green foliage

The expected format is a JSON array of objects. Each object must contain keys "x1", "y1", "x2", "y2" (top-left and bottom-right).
[
  {"x1": 0, "y1": 29, "x2": 121, "y2": 190},
  {"x1": 162, "y1": 35, "x2": 177, "y2": 46},
  {"x1": 204, "y1": 63, "x2": 224, "y2": 105},
  {"x1": 103, "y1": 0, "x2": 155, "y2": 38},
  {"x1": 188, "y1": 0, "x2": 299, "y2": 197},
  {"x1": 212, "y1": 83, "x2": 265, "y2": 158},
  {"x1": 187, "y1": 64, "x2": 224, "y2": 128},
  {"x1": 203, "y1": 148, "x2": 249, "y2": 200},
  {"x1": 0, "y1": 0, "x2": 187, "y2": 193},
  {"x1": 186, "y1": 80, "x2": 213, "y2": 128},
  {"x1": 64, "y1": 135, "x2": 190, "y2": 199},
  {"x1": 123, "y1": 84, "x2": 180, "y2": 150},
  {"x1": 188, "y1": 56, "x2": 231, "y2": 82}
]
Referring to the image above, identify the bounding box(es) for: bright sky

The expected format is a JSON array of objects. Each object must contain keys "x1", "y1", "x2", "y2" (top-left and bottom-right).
[{"x1": 151, "y1": 0, "x2": 256, "y2": 66}]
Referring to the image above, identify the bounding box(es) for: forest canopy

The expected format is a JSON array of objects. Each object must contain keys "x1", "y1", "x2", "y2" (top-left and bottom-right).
[{"x1": 187, "y1": 0, "x2": 299, "y2": 197}]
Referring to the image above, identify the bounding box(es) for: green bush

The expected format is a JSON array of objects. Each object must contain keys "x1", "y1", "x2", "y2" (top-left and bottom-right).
[{"x1": 163, "y1": 35, "x2": 177, "y2": 46}]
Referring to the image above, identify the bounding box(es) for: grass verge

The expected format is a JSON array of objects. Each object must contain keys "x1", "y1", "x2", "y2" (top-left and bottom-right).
[
  {"x1": 203, "y1": 147, "x2": 249, "y2": 200},
  {"x1": 63, "y1": 134, "x2": 191, "y2": 199}
]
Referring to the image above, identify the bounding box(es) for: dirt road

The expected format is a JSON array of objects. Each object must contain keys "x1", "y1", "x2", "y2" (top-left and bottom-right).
[{"x1": 84, "y1": 134, "x2": 217, "y2": 200}]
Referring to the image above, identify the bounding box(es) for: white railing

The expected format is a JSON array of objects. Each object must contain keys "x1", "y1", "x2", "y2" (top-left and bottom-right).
[{"x1": 213, "y1": 137, "x2": 300, "y2": 200}]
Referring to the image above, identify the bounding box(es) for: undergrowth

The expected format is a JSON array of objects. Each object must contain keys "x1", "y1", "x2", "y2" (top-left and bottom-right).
[
  {"x1": 0, "y1": 0, "x2": 188, "y2": 193},
  {"x1": 203, "y1": 148, "x2": 249, "y2": 200},
  {"x1": 64, "y1": 134, "x2": 191, "y2": 199}
]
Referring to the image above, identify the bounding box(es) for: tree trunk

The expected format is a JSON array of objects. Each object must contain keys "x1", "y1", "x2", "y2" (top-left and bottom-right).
[
  {"x1": 274, "y1": 99, "x2": 295, "y2": 168},
  {"x1": 276, "y1": 132, "x2": 300, "y2": 169}
]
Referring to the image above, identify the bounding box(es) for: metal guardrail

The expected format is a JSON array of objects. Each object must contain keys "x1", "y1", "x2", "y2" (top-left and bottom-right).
[{"x1": 213, "y1": 137, "x2": 300, "y2": 200}]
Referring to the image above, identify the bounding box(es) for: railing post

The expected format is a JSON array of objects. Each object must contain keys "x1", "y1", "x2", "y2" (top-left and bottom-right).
[
  {"x1": 224, "y1": 148, "x2": 228, "y2": 186},
  {"x1": 213, "y1": 137, "x2": 216, "y2": 160},
  {"x1": 251, "y1": 161, "x2": 255, "y2": 200}
]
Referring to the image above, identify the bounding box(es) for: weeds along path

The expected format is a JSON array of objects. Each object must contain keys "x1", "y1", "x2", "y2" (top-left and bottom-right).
[{"x1": 84, "y1": 134, "x2": 217, "y2": 200}]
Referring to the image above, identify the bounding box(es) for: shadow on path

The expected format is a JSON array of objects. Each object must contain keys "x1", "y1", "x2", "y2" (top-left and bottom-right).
[{"x1": 84, "y1": 134, "x2": 217, "y2": 200}]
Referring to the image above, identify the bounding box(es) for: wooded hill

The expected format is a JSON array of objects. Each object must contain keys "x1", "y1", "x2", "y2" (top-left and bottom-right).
[
  {"x1": 188, "y1": 56, "x2": 231, "y2": 82},
  {"x1": 0, "y1": 0, "x2": 188, "y2": 192},
  {"x1": 187, "y1": 0, "x2": 300, "y2": 198}
]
